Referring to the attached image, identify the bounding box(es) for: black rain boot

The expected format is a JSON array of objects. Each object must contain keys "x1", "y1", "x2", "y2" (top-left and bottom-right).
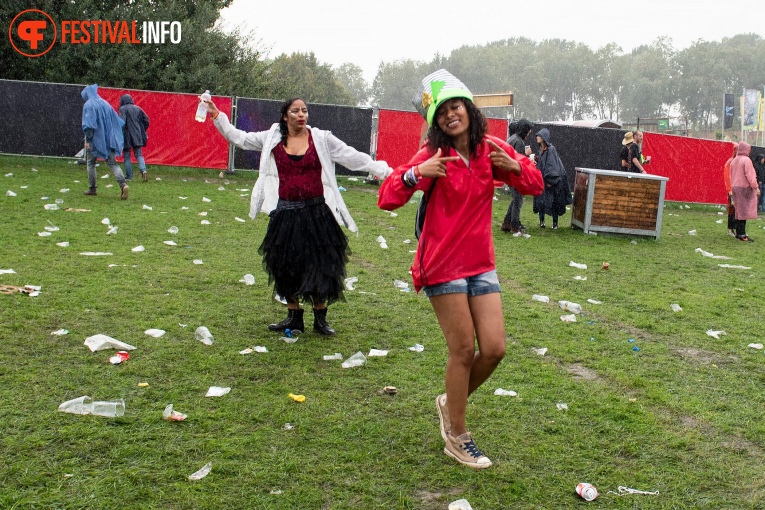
[
  {"x1": 268, "y1": 309, "x2": 304, "y2": 333},
  {"x1": 313, "y1": 308, "x2": 336, "y2": 336}
]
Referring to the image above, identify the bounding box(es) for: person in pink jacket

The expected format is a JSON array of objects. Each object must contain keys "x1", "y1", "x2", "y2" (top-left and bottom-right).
[
  {"x1": 730, "y1": 141, "x2": 760, "y2": 242},
  {"x1": 378, "y1": 70, "x2": 543, "y2": 469}
]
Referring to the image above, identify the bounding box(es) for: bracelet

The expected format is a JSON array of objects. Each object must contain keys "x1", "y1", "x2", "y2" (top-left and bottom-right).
[
  {"x1": 413, "y1": 165, "x2": 422, "y2": 179},
  {"x1": 211, "y1": 111, "x2": 220, "y2": 120},
  {"x1": 402, "y1": 167, "x2": 419, "y2": 188}
]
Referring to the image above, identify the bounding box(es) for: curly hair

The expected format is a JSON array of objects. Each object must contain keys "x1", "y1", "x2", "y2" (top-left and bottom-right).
[
  {"x1": 426, "y1": 98, "x2": 487, "y2": 156},
  {"x1": 279, "y1": 97, "x2": 305, "y2": 147}
]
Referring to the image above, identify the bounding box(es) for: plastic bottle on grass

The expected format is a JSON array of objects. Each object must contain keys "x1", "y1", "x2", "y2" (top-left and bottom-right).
[
  {"x1": 195, "y1": 326, "x2": 214, "y2": 345},
  {"x1": 195, "y1": 90, "x2": 211, "y2": 122}
]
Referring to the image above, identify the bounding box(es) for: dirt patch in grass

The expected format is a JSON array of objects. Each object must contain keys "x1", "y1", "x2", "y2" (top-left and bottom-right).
[
  {"x1": 413, "y1": 489, "x2": 465, "y2": 509},
  {"x1": 673, "y1": 347, "x2": 721, "y2": 364},
  {"x1": 566, "y1": 364, "x2": 601, "y2": 381}
]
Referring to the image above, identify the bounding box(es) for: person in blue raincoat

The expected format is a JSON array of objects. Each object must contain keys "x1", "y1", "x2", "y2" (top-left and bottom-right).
[
  {"x1": 81, "y1": 84, "x2": 129, "y2": 199},
  {"x1": 532, "y1": 128, "x2": 572, "y2": 229}
]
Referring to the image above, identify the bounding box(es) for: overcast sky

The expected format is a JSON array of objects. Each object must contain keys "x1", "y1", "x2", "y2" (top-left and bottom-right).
[{"x1": 219, "y1": 0, "x2": 765, "y2": 83}]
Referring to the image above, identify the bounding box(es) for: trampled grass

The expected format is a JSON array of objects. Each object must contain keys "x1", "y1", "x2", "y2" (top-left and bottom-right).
[{"x1": 0, "y1": 154, "x2": 763, "y2": 509}]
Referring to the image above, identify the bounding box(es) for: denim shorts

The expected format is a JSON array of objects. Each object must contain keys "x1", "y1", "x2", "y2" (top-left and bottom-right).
[{"x1": 423, "y1": 270, "x2": 501, "y2": 298}]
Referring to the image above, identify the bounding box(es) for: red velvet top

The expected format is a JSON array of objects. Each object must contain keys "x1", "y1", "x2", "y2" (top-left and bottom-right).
[{"x1": 272, "y1": 133, "x2": 324, "y2": 201}]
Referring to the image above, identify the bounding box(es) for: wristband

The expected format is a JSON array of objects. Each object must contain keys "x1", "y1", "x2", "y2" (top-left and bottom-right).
[
  {"x1": 211, "y1": 111, "x2": 220, "y2": 120},
  {"x1": 413, "y1": 165, "x2": 422, "y2": 179}
]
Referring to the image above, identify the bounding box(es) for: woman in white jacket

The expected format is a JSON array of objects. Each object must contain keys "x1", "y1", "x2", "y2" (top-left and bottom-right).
[{"x1": 203, "y1": 97, "x2": 391, "y2": 335}]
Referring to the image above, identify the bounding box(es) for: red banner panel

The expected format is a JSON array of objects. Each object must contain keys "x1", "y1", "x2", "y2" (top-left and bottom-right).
[
  {"x1": 642, "y1": 133, "x2": 733, "y2": 205},
  {"x1": 99, "y1": 88, "x2": 232, "y2": 170},
  {"x1": 376, "y1": 109, "x2": 508, "y2": 171}
]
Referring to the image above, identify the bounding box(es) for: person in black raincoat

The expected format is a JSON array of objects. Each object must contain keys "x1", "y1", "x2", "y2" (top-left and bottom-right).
[
  {"x1": 532, "y1": 128, "x2": 572, "y2": 229},
  {"x1": 118, "y1": 94, "x2": 150, "y2": 182}
]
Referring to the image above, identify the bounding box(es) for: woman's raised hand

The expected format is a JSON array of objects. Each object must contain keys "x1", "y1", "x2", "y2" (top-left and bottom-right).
[
  {"x1": 418, "y1": 148, "x2": 459, "y2": 178},
  {"x1": 201, "y1": 96, "x2": 219, "y2": 115},
  {"x1": 487, "y1": 140, "x2": 521, "y2": 175}
]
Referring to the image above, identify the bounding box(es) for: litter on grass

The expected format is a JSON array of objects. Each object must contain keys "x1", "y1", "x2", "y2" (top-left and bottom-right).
[
  {"x1": 368, "y1": 348, "x2": 389, "y2": 357},
  {"x1": 323, "y1": 352, "x2": 343, "y2": 360},
  {"x1": 695, "y1": 248, "x2": 731, "y2": 260},
  {"x1": 143, "y1": 204, "x2": 153, "y2": 210},
  {"x1": 409, "y1": 344, "x2": 425, "y2": 352},
  {"x1": 106, "y1": 226, "x2": 118, "y2": 235},
  {"x1": 84, "y1": 334, "x2": 136, "y2": 352},
  {"x1": 718, "y1": 264, "x2": 752, "y2": 269},
  {"x1": 101, "y1": 218, "x2": 110, "y2": 225},
  {"x1": 79, "y1": 252, "x2": 112, "y2": 256},
  {"x1": 188, "y1": 462, "x2": 212, "y2": 481},
  {"x1": 52, "y1": 328, "x2": 69, "y2": 336},
  {"x1": 748, "y1": 343, "x2": 764, "y2": 350},
  {"x1": 202, "y1": 197, "x2": 211, "y2": 202},
  {"x1": 706, "y1": 330, "x2": 727, "y2": 339},
  {"x1": 531, "y1": 294, "x2": 549, "y2": 303},
  {"x1": 38, "y1": 231, "x2": 52, "y2": 237},
  {"x1": 168, "y1": 226, "x2": 179, "y2": 234},
  {"x1": 688, "y1": 230, "x2": 697, "y2": 235},
  {"x1": 163, "y1": 404, "x2": 187, "y2": 421},
  {"x1": 561, "y1": 314, "x2": 577, "y2": 322},
  {"x1": 670, "y1": 303, "x2": 682, "y2": 312},
  {"x1": 192, "y1": 260, "x2": 203, "y2": 265},
  {"x1": 558, "y1": 300, "x2": 582, "y2": 314},
  {"x1": 205, "y1": 387, "x2": 231, "y2": 397},
  {"x1": 610, "y1": 486, "x2": 659, "y2": 496},
  {"x1": 587, "y1": 299, "x2": 602, "y2": 305},
  {"x1": 532, "y1": 347, "x2": 548, "y2": 356},
  {"x1": 493, "y1": 388, "x2": 518, "y2": 397},
  {"x1": 164, "y1": 240, "x2": 177, "y2": 246},
  {"x1": 145, "y1": 329, "x2": 166, "y2": 337},
  {"x1": 57, "y1": 241, "x2": 70, "y2": 247},
  {"x1": 393, "y1": 279, "x2": 410, "y2": 292},
  {"x1": 239, "y1": 274, "x2": 255, "y2": 285},
  {"x1": 556, "y1": 403, "x2": 569, "y2": 410},
  {"x1": 132, "y1": 245, "x2": 145, "y2": 252},
  {"x1": 569, "y1": 261, "x2": 587, "y2": 270},
  {"x1": 344, "y1": 277, "x2": 358, "y2": 290},
  {"x1": 235, "y1": 217, "x2": 246, "y2": 223},
  {"x1": 573, "y1": 276, "x2": 587, "y2": 281},
  {"x1": 201, "y1": 220, "x2": 210, "y2": 225},
  {"x1": 288, "y1": 393, "x2": 306, "y2": 403},
  {"x1": 448, "y1": 499, "x2": 473, "y2": 510},
  {"x1": 6, "y1": 190, "x2": 17, "y2": 196},
  {"x1": 342, "y1": 352, "x2": 366, "y2": 368}
]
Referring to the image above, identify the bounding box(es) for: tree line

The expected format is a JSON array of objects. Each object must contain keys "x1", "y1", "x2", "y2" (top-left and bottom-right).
[{"x1": 3, "y1": 1, "x2": 764, "y2": 138}]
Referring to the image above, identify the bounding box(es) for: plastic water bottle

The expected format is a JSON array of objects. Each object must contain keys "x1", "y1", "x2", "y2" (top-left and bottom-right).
[{"x1": 195, "y1": 90, "x2": 211, "y2": 122}]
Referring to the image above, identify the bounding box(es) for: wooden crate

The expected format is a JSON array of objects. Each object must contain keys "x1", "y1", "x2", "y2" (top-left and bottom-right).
[{"x1": 571, "y1": 168, "x2": 669, "y2": 239}]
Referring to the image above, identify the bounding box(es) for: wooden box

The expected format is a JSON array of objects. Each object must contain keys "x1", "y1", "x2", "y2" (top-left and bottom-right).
[{"x1": 571, "y1": 168, "x2": 669, "y2": 239}]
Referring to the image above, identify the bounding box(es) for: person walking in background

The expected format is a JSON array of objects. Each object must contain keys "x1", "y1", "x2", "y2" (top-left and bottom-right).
[
  {"x1": 119, "y1": 94, "x2": 150, "y2": 182},
  {"x1": 619, "y1": 131, "x2": 648, "y2": 173},
  {"x1": 532, "y1": 128, "x2": 572, "y2": 229},
  {"x1": 203, "y1": 96, "x2": 392, "y2": 336},
  {"x1": 501, "y1": 119, "x2": 534, "y2": 234},
  {"x1": 752, "y1": 152, "x2": 765, "y2": 213},
  {"x1": 730, "y1": 142, "x2": 760, "y2": 242},
  {"x1": 723, "y1": 143, "x2": 739, "y2": 236},
  {"x1": 378, "y1": 70, "x2": 543, "y2": 468},
  {"x1": 81, "y1": 84, "x2": 128, "y2": 199}
]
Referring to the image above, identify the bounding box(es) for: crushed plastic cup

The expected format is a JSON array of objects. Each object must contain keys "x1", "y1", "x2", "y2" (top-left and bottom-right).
[
  {"x1": 188, "y1": 462, "x2": 212, "y2": 481},
  {"x1": 205, "y1": 386, "x2": 231, "y2": 397},
  {"x1": 109, "y1": 351, "x2": 130, "y2": 364},
  {"x1": 143, "y1": 204, "x2": 153, "y2": 210},
  {"x1": 193, "y1": 259, "x2": 203, "y2": 265},
  {"x1": 281, "y1": 336, "x2": 298, "y2": 344},
  {"x1": 344, "y1": 277, "x2": 358, "y2": 290},
  {"x1": 368, "y1": 348, "x2": 389, "y2": 357},
  {"x1": 101, "y1": 218, "x2": 111, "y2": 225},
  {"x1": 163, "y1": 404, "x2": 187, "y2": 421},
  {"x1": 576, "y1": 482, "x2": 599, "y2": 501},
  {"x1": 6, "y1": 190, "x2": 17, "y2": 197},
  {"x1": 341, "y1": 351, "x2": 366, "y2": 368},
  {"x1": 168, "y1": 226, "x2": 179, "y2": 234},
  {"x1": 532, "y1": 294, "x2": 550, "y2": 303},
  {"x1": 323, "y1": 352, "x2": 343, "y2": 360},
  {"x1": 748, "y1": 343, "x2": 764, "y2": 350},
  {"x1": 560, "y1": 314, "x2": 577, "y2": 322},
  {"x1": 84, "y1": 334, "x2": 136, "y2": 352},
  {"x1": 44, "y1": 203, "x2": 59, "y2": 210},
  {"x1": 132, "y1": 245, "x2": 145, "y2": 252},
  {"x1": 449, "y1": 499, "x2": 473, "y2": 510},
  {"x1": 706, "y1": 329, "x2": 726, "y2": 339},
  {"x1": 493, "y1": 388, "x2": 518, "y2": 397},
  {"x1": 164, "y1": 240, "x2": 178, "y2": 246},
  {"x1": 670, "y1": 303, "x2": 682, "y2": 312},
  {"x1": 56, "y1": 241, "x2": 70, "y2": 247},
  {"x1": 195, "y1": 326, "x2": 214, "y2": 345},
  {"x1": 558, "y1": 300, "x2": 582, "y2": 314},
  {"x1": 376, "y1": 235, "x2": 387, "y2": 244},
  {"x1": 556, "y1": 403, "x2": 568, "y2": 410},
  {"x1": 58, "y1": 396, "x2": 93, "y2": 415},
  {"x1": 144, "y1": 328, "x2": 165, "y2": 337},
  {"x1": 106, "y1": 226, "x2": 118, "y2": 235},
  {"x1": 409, "y1": 344, "x2": 425, "y2": 352},
  {"x1": 587, "y1": 299, "x2": 602, "y2": 305},
  {"x1": 532, "y1": 347, "x2": 548, "y2": 356},
  {"x1": 569, "y1": 261, "x2": 587, "y2": 270},
  {"x1": 393, "y1": 279, "x2": 409, "y2": 290},
  {"x1": 51, "y1": 328, "x2": 69, "y2": 336},
  {"x1": 240, "y1": 274, "x2": 255, "y2": 285}
]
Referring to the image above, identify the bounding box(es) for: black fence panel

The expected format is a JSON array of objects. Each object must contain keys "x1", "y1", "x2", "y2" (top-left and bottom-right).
[
  {"x1": 0, "y1": 79, "x2": 84, "y2": 157},
  {"x1": 233, "y1": 98, "x2": 373, "y2": 175}
]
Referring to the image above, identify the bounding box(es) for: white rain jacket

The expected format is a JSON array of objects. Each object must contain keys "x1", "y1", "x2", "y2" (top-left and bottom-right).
[{"x1": 213, "y1": 112, "x2": 392, "y2": 232}]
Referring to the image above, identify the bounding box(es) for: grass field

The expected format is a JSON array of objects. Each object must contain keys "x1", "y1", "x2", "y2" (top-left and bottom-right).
[{"x1": 1, "y1": 154, "x2": 764, "y2": 509}]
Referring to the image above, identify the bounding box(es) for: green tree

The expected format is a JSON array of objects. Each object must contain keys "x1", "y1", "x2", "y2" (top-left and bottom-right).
[
  {"x1": 334, "y1": 63, "x2": 369, "y2": 106},
  {"x1": 264, "y1": 52, "x2": 354, "y2": 105},
  {"x1": 370, "y1": 59, "x2": 435, "y2": 110}
]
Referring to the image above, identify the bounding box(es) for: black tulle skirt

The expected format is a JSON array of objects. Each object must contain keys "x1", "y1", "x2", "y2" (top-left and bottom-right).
[{"x1": 259, "y1": 197, "x2": 349, "y2": 305}]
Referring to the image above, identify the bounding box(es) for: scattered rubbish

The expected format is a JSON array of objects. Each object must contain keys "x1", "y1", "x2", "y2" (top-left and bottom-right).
[
  {"x1": 199, "y1": 211, "x2": 208, "y2": 216},
  {"x1": 688, "y1": 230, "x2": 697, "y2": 235},
  {"x1": 573, "y1": 276, "x2": 587, "y2": 281},
  {"x1": 143, "y1": 204, "x2": 153, "y2": 210},
  {"x1": 188, "y1": 462, "x2": 212, "y2": 481},
  {"x1": 632, "y1": 346, "x2": 641, "y2": 351},
  {"x1": 532, "y1": 347, "x2": 548, "y2": 356},
  {"x1": 344, "y1": 277, "x2": 358, "y2": 290},
  {"x1": 403, "y1": 239, "x2": 411, "y2": 244},
  {"x1": 576, "y1": 483, "x2": 599, "y2": 501},
  {"x1": 202, "y1": 197, "x2": 211, "y2": 202},
  {"x1": 560, "y1": 314, "x2": 577, "y2": 322},
  {"x1": 193, "y1": 260, "x2": 203, "y2": 265},
  {"x1": 383, "y1": 386, "x2": 398, "y2": 395},
  {"x1": 601, "y1": 262, "x2": 609, "y2": 270},
  {"x1": 409, "y1": 344, "x2": 425, "y2": 352},
  {"x1": 274, "y1": 294, "x2": 288, "y2": 305},
  {"x1": 368, "y1": 348, "x2": 389, "y2": 357},
  {"x1": 201, "y1": 220, "x2": 210, "y2": 225},
  {"x1": 706, "y1": 330, "x2": 726, "y2": 339},
  {"x1": 51, "y1": 328, "x2": 69, "y2": 336},
  {"x1": 338, "y1": 186, "x2": 346, "y2": 192},
  {"x1": 79, "y1": 252, "x2": 112, "y2": 256},
  {"x1": 281, "y1": 336, "x2": 298, "y2": 344},
  {"x1": 38, "y1": 231, "x2": 52, "y2": 237},
  {"x1": 164, "y1": 240, "x2": 178, "y2": 246},
  {"x1": 4, "y1": 173, "x2": 12, "y2": 177},
  {"x1": 163, "y1": 404, "x2": 187, "y2": 421},
  {"x1": 101, "y1": 218, "x2": 111, "y2": 225},
  {"x1": 323, "y1": 352, "x2": 343, "y2": 360},
  {"x1": 341, "y1": 351, "x2": 366, "y2": 368},
  {"x1": 101, "y1": 174, "x2": 109, "y2": 179},
  {"x1": 558, "y1": 300, "x2": 582, "y2": 314},
  {"x1": 84, "y1": 334, "x2": 136, "y2": 352},
  {"x1": 239, "y1": 348, "x2": 254, "y2": 354},
  {"x1": 376, "y1": 235, "x2": 387, "y2": 244},
  {"x1": 612, "y1": 486, "x2": 659, "y2": 496},
  {"x1": 240, "y1": 274, "x2": 255, "y2": 285},
  {"x1": 253, "y1": 346, "x2": 268, "y2": 353},
  {"x1": 586, "y1": 299, "x2": 602, "y2": 305},
  {"x1": 748, "y1": 343, "x2": 764, "y2": 350},
  {"x1": 695, "y1": 248, "x2": 731, "y2": 260},
  {"x1": 195, "y1": 326, "x2": 214, "y2": 345},
  {"x1": 448, "y1": 499, "x2": 473, "y2": 510},
  {"x1": 168, "y1": 226, "x2": 179, "y2": 234},
  {"x1": 235, "y1": 217, "x2": 246, "y2": 223},
  {"x1": 44, "y1": 203, "x2": 59, "y2": 210},
  {"x1": 137, "y1": 382, "x2": 149, "y2": 387},
  {"x1": 556, "y1": 403, "x2": 568, "y2": 410},
  {"x1": 630, "y1": 240, "x2": 637, "y2": 245},
  {"x1": 282, "y1": 423, "x2": 294, "y2": 430},
  {"x1": 56, "y1": 241, "x2": 70, "y2": 247},
  {"x1": 145, "y1": 329, "x2": 166, "y2": 337},
  {"x1": 532, "y1": 294, "x2": 550, "y2": 303},
  {"x1": 493, "y1": 388, "x2": 518, "y2": 397},
  {"x1": 205, "y1": 387, "x2": 231, "y2": 397},
  {"x1": 45, "y1": 221, "x2": 60, "y2": 231},
  {"x1": 389, "y1": 212, "x2": 398, "y2": 217},
  {"x1": 108, "y1": 351, "x2": 130, "y2": 364},
  {"x1": 132, "y1": 245, "x2": 145, "y2": 252},
  {"x1": 58, "y1": 396, "x2": 125, "y2": 417},
  {"x1": 393, "y1": 279, "x2": 410, "y2": 292},
  {"x1": 569, "y1": 261, "x2": 587, "y2": 270},
  {"x1": 670, "y1": 303, "x2": 682, "y2": 312},
  {"x1": 718, "y1": 264, "x2": 752, "y2": 269},
  {"x1": 288, "y1": 393, "x2": 306, "y2": 403},
  {"x1": 106, "y1": 226, "x2": 118, "y2": 235},
  {"x1": 270, "y1": 489, "x2": 283, "y2": 495}
]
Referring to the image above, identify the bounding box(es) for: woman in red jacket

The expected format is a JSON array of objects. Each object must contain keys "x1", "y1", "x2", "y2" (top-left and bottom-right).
[{"x1": 378, "y1": 70, "x2": 543, "y2": 468}]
